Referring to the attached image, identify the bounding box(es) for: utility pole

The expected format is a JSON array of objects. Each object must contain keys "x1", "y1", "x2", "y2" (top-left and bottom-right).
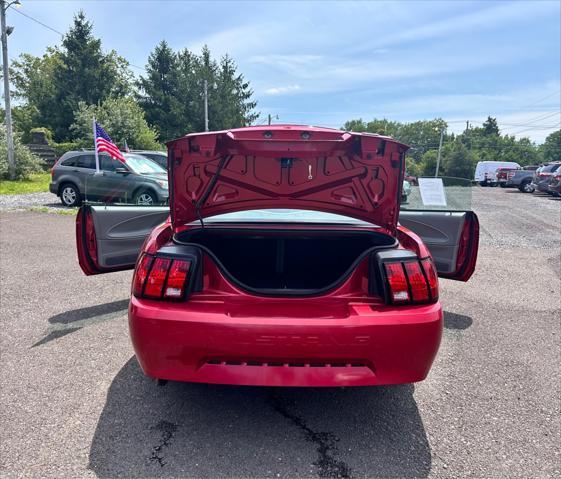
[
  {"x1": 1, "y1": 0, "x2": 17, "y2": 180},
  {"x1": 203, "y1": 79, "x2": 209, "y2": 132},
  {"x1": 434, "y1": 128, "x2": 445, "y2": 178},
  {"x1": 267, "y1": 114, "x2": 278, "y2": 125}
]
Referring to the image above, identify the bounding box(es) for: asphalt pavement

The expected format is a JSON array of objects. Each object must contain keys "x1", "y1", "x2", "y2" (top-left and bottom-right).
[{"x1": 0, "y1": 187, "x2": 559, "y2": 478}]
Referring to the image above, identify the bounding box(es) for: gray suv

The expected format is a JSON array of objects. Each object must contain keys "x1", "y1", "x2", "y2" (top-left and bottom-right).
[{"x1": 50, "y1": 151, "x2": 169, "y2": 207}]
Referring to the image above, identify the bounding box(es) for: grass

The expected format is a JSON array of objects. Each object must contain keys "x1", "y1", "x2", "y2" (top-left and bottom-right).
[
  {"x1": 28, "y1": 206, "x2": 77, "y2": 216},
  {"x1": 0, "y1": 172, "x2": 51, "y2": 195}
]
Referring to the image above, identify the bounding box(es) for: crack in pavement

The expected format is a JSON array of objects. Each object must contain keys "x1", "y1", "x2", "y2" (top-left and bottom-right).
[
  {"x1": 149, "y1": 420, "x2": 179, "y2": 467},
  {"x1": 269, "y1": 394, "x2": 352, "y2": 479}
]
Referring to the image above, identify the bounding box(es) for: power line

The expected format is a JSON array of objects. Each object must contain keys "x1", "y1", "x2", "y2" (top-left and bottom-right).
[
  {"x1": 9, "y1": 7, "x2": 64, "y2": 38},
  {"x1": 518, "y1": 90, "x2": 561, "y2": 109},
  {"x1": 8, "y1": 6, "x2": 146, "y2": 73}
]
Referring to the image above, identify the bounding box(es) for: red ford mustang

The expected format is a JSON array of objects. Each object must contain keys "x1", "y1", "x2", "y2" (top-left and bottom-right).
[{"x1": 76, "y1": 125, "x2": 479, "y2": 387}]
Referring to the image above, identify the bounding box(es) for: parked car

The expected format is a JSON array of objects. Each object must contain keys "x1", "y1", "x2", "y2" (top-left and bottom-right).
[
  {"x1": 50, "y1": 151, "x2": 169, "y2": 207},
  {"x1": 532, "y1": 163, "x2": 561, "y2": 194},
  {"x1": 133, "y1": 150, "x2": 168, "y2": 169},
  {"x1": 505, "y1": 166, "x2": 540, "y2": 192},
  {"x1": 75, "y1": 125, "x2": 479, "y2": 387},
  {"x1": 547, "y1": 169, "x2": 561, "y2": 197},
  {"x1": 496, "y1": 167, "x2": 520, "y2": 187},
  {"x1": 474, "y1": 161, "x2": 520, "y2": 186}
]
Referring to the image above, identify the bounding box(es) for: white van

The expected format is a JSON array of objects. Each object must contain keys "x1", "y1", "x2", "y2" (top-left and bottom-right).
[{"x1": 474, "y1": 161, "x2": 520, "y2": 186}]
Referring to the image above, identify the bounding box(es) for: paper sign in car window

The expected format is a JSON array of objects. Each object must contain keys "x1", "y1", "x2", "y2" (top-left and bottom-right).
[{"x1": 418, "y1": 178, "x2": 447, "y2": 206}]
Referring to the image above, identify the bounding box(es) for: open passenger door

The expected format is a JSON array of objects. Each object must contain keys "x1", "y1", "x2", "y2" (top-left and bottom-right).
[
  {"x1": 399, "y1": 210, "x2": 479, "y2": 281},
  {"x1": 398, "y1": 177, "x2": 479, "y2": 282},
  {"x1": 76, "y1": 205, "x2": 169, "y2": 275}
]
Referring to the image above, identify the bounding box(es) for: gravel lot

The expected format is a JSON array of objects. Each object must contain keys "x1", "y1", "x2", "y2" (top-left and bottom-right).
[{"x1": 0, "y1": 187, "x2": 559, "y2": 478}]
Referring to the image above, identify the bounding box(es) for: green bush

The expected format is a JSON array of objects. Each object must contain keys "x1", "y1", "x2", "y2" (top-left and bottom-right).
[
  {"x1": 0, "y1": 126, "x2": 43, "y2": 180},
  {"x1": 29, "y1": 127, "x2": 54, "y2": 144},
  {"x1": 52, "y1": 141, "x2": 82, "y2": 159}
]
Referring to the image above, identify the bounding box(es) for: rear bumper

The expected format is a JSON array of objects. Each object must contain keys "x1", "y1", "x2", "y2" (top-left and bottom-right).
[
  {"x1": 49, "y1": 183, "x2": 57, "y2": 195},
  {"x1": 129, "y1": 297, "x2": 443, "y2": 387}
]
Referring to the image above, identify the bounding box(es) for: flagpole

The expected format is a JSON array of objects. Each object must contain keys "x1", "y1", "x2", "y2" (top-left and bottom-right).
[{"x1": 92, "y1": 117, "x2": 100, "y2": 174}]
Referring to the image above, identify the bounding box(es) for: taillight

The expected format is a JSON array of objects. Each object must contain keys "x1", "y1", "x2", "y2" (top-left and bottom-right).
[
  {"x1": 164, "y1": 260, "x2": 191, "y2": 298},
  {"x1": 132, "y1": 254, "x2": 192, "y2": 300},
  {"x1": 132, "y1": 254, "x2": 153, "y2": 297},
  {"x1": 404, "y1": 261, "x2": 430, "y2": 302},
  {"x1": 421, "y1": 258, "x2": 439, "y2": 301},
  {"x1": 384, "y1": 263, "x2": 410, "y2": 302},
  {"x1": 383, "y1": 259, "x2": 438, "y2": 305}
]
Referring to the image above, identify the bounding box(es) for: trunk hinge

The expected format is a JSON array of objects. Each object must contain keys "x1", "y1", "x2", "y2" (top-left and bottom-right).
[{"x1": 194, "y1": 155, "x2": 231, "y2": 228}]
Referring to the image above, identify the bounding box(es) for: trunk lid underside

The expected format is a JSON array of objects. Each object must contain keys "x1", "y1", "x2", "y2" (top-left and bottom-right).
[{"x1": 167, "y1": 125, "x2": 408, "y2": 232}]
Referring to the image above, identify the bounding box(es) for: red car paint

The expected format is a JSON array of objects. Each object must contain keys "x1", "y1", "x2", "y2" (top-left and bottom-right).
[
  {"x1": 167, "y1": 125, "x2": 406, "y2": 234},
  {"x1": 77, "y1": 125, "x2": 479, "y2": 387}
]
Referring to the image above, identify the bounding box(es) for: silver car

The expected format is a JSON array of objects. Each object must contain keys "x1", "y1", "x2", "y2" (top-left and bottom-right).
[{"x1": 49, "y1": 151, "x2": 169, "y2": 207}]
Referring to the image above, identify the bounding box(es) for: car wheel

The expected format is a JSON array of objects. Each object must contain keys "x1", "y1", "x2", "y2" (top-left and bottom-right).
[
  {"x1": 499, "y1": 183, "x2": 507, "y2": 188},
  {"x1": 519, "y1": 180, "x2": 534, "y2": 193},
  {"x1": 479, "y1": 181, "x2": 487, "y2": 187},
  {"x1": 134, "y1": 190, "x2": 157, "y2": 206},
  {"x1": 59, "y1": 183, "x2": 81, "y2": 207}
]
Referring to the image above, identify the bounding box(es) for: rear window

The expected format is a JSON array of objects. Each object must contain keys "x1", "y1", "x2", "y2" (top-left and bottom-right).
[
  {"x1": 198, "y1": 209, "x2": 373, "y2": 226},
  {"x1": 60, "y1": 157, "x2": 76, "y2": 167},
  {"x1": 543, "y1": 164, "x2": 561, "y2": 172}
]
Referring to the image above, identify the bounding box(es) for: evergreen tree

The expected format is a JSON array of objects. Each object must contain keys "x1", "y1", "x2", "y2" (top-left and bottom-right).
[
  {"x1": 11, "y1": 11, "x2": 132, "y2": 141},
  {"x1": 136, "y1": 41, "x2": 183, "y2": 142},
  {"x1": 51, "y1": 11, "x2": 131, "y2": 140},
  {"x1": 482, "y1": 116, "x2": 500, "y2": 136},
  {"x1": 138, "y1": 43, "x2": 258, "y2": 141}
]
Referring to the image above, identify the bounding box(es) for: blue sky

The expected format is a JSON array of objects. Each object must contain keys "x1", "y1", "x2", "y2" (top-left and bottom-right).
[{"x1": 6, "y1": 0, "x2": 561, "y2": 142}]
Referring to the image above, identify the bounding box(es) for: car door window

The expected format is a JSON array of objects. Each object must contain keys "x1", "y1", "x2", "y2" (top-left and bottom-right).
[
  {"x1": 76, "y1": 155, "x2": 96, "y2": 169},
  {"x1": 100, "y1": 155, "x2": 125, "y2": 172},
  {"x1": 401, "y1": 176, "x2": 472, "y2": 212}
]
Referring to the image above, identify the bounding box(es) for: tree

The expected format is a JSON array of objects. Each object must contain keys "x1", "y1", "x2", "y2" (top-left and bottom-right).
[
  {"x1": 540, "y1": 130, "x2": 561, "y2": 163},
  {"x1": 70, "y1": 97, "x2": 161, "y2": 150},
  {"x1": 482, "y1": 116, "x2": 500, "y2": 136},
  {"x1": 11, "y1": 12, "x2": 132, "y2": 141},
  {"x1": 136, "y1": 41, "x2": 183, "y2": 142},
  {"x1": 0, "y1": 125, "x2": 43, "y2": 180},
  {"x1": 10, "y1": 50, "x2": 62, "y2": 135},
  {"x1": 443, "y1": 141, "x2": 475, "y2": 179},
  {"x1": 137, "y1": 42, "x2": 258, "y2": 141},
  {"x1": 212, "y1": 54, "x2": 258, "y2": 129}
]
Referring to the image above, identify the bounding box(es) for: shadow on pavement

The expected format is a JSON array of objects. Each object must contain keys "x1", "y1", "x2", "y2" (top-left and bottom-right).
[
  {"x1": 443, "y1": 311, "x2": 473, "y2": 330},
  {"x1": 32, "y1": 299, "x2": 129, "y2": 347},
  {"x1": 89, "y1": 358, "x2": 432, "y2": 478}
]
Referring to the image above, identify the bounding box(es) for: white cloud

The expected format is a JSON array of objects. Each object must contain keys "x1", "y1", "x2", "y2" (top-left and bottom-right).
[{"x1": 264, "y1": 84, "x2": 301, "y2": 95}]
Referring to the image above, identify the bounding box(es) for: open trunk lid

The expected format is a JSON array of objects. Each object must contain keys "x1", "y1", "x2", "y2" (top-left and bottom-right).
[{"x1": 166, "y1": 125, "x2": 408, "y2": 233}]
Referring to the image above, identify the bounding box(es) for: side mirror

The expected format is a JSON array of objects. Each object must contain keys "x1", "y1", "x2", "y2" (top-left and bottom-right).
[{"x1": 115, "y1": 168, "x2": 130, "y2": 175}]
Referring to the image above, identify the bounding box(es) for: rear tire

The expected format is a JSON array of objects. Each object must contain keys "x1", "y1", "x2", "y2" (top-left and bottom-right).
[
  {"x1": 59, "y1": 183, "x2": 81, "y2": 207},
  {"x1": 519, "y1": 180, "x2": 534, "y2": 193},
  {"x1": 499, "y1": 183, "x2": 507, "y2": 188}
]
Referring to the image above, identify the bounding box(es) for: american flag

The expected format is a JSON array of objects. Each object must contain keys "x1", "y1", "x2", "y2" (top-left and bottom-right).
[{"x1": 94, "y1": 121, "x2": 126, "y2": 163}]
